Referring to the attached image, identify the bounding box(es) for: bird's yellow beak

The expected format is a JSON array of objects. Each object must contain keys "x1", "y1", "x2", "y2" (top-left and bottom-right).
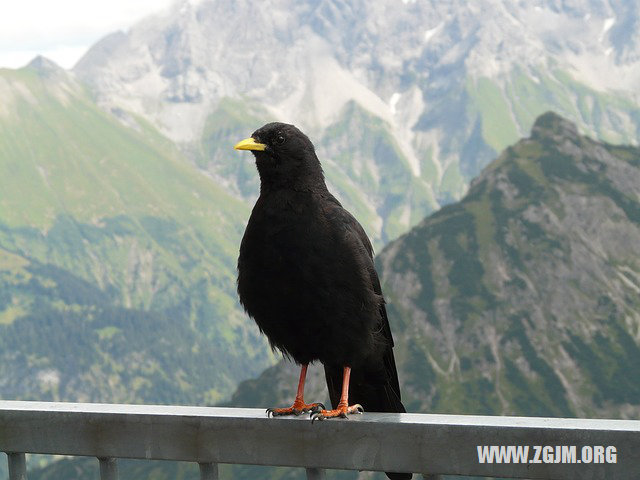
[{"x1": 234, "y1": 137, "x2": 267, "y2": 151}]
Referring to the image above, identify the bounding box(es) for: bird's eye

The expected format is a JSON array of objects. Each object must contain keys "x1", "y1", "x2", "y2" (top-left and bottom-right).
[{"x1": 274, "y1": 133, "x2": 286, "y2": 146}]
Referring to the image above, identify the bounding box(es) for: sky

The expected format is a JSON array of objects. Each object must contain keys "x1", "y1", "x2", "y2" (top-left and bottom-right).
[{"x1": 0, "y1": 0, "x2": 175, "y2": 69}]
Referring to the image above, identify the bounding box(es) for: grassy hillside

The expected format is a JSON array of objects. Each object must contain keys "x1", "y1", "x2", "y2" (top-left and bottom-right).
[
  {"x1": 0, "y1": 60, "x2": 274, "y2": 405},
  {"x1": 415, "y1": 68, "x2": 640, "y2": 205},
  {"x1": 379, "y1": 112, "x2": 640, "y2": 418}
]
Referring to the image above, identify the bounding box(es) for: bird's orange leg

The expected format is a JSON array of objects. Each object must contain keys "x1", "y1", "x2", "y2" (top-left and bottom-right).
[
  {"x1": 311, "y1": 366, "x2": 364, "y2": 421},
  {"x1": 266, "y1": 364, "x2": 325, "y2": 416}
]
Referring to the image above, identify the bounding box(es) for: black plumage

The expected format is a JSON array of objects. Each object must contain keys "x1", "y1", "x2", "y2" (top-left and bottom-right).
[{"x1": 235, "y1": 122, "x2": 411, "y2": 480}]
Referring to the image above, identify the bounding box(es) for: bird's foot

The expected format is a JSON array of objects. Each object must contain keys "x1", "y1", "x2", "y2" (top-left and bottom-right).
[
  {"x1": 266, "y1": 401, "x2": 325, "y2": 417},
  {"x1": 310, "y1": 403, "x2": 364, "y2": 422}
]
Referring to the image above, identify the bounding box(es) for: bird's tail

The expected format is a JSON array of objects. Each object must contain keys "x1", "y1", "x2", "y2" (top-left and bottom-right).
[{"x1": 324, "y1": 351, "x2": 412, "y2": 480}]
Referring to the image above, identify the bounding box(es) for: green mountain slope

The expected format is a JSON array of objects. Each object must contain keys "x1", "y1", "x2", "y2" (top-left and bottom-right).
[
  {"x1": 379, "y1": 111, "x2": 640, "y2": 418},
  {"x1": 0, "y1": 58, "x2": 273, "y2": 405},
  {"x1": 415, "y1": 67, "x2": 640, "y2": 204},
  {"x1": 320, "y1": 101, "x2": 439, "y2": 244},
  {"x1": 200, "y1": 98, "x2": 439, "y2": 247}
]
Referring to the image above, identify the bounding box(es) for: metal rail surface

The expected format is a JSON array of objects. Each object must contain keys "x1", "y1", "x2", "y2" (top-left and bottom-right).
[{"x1": 1, "y1": 401, "x2": 639, "y2": 479}]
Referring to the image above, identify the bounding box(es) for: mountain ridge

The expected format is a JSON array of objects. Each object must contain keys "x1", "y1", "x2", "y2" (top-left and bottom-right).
[
  {"x1": 378, "y1": 111, "x2": 640, "y2": 418},
  {"x1": 66, "y1": 0, "x2": 640, "y2": 245},
  {"x1": 0, "y1": 62, "x2": 274, "y2": 405}
]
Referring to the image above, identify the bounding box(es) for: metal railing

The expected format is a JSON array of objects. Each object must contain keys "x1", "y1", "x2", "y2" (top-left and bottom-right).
[{"x1": 1, "y1": 401, "x2": 639, "y2": 479}]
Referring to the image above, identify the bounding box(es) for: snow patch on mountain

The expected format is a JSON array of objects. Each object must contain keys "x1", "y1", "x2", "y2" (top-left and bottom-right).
[
  {"x1": 424, "y1": 22, "x2": 444, "y2": 43},
  {"x1": 268, "y1": 38, "x2": 394, "y2": 132},
  {"x1": 389, "y1": 92, "x2": 401, "y2": 115},
  {"x1": 600, "y1": 16, "x2": 616, "y2": 42}
]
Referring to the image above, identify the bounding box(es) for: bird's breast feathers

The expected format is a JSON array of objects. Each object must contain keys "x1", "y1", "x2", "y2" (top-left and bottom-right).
[{"x1": 240, "y1": 191, "x2": 356, "y2": 275}]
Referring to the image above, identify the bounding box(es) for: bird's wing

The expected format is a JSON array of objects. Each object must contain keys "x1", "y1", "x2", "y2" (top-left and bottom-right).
[{"x1": 323, "y1": 194, "x2": 404, "y2": 410}]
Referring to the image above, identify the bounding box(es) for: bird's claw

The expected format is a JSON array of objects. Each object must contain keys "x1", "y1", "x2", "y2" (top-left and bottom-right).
[
  {"x1": 266, "y1": 402, "x2": 326, "y2": 417},
  {"x1": 310, "y1": 403, "x2": 364, "y2": 422},
  {"x1": 266, "y1": 407, "x2": 292, "y2": 417}
]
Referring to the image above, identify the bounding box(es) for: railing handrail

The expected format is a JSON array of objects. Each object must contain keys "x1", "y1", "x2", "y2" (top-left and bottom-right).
[{"x1": 1, "y1": 400, "x2": 639, "y2": 479}]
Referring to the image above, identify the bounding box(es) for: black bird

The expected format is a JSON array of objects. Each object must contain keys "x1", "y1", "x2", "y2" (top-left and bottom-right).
[{"x1": 235, "y1": 123, "x2": 411, "y2": 479}]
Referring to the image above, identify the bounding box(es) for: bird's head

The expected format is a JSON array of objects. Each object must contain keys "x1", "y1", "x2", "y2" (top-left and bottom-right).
[{"x1": 234, "y1": 122, "x2": 325, "y2": 191}]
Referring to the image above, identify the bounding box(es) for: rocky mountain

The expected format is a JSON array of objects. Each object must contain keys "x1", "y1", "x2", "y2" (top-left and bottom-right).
[
  {"x1": 0, "y1": 58, "x2": 273, "y2": 405},
  {"x1": 72, "y1": 0, "x2": 640, "y2": 243},
  {"x1": 379, "y1": 111, "x2": 640, "y2": 418}
]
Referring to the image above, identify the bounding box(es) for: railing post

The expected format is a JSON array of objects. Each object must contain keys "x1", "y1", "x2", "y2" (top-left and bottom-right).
[
  {"x1": 7, "y1": 453, "x2": 27, "y2": 480},
  {"x1": 305, "y1": 467, "x2": 326, "y2": 480},
  {"x1": 98, "y1": 457, "x2": 118, "y2": 480},
  {"x1": 199, "y1": 462, "x2": 218, "y2": 480}
]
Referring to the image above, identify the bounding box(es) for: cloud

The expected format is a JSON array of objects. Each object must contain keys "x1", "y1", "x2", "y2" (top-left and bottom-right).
[{"x1": 0, "y1": 0, "x2": 175, "y2": 68}]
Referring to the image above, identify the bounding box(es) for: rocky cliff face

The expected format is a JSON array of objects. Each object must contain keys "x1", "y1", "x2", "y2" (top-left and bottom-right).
[
  {"x1": 378, "y1": 111, "x2": 640, "y2": 418},
  {"x1": 72, "y1": 0, "x2": 640, "y2": 244}
]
